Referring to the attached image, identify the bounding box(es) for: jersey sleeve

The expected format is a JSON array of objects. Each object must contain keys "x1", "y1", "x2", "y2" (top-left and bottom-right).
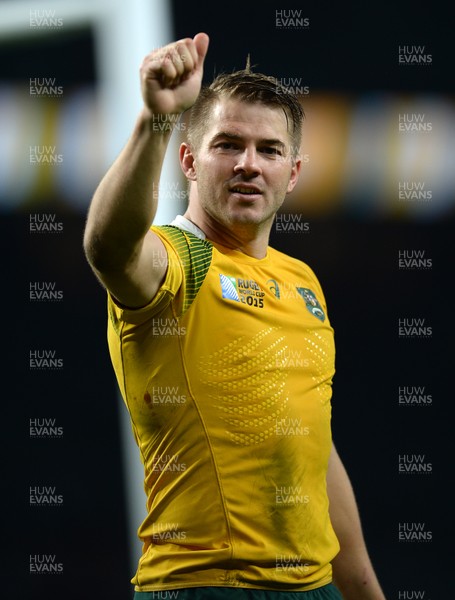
[
  {"x1": 107, "y1": 225, "x2": 213, "y2": 331},
  {"x1": 300, "y1": 261, "x2": 331, "y2": 318}
]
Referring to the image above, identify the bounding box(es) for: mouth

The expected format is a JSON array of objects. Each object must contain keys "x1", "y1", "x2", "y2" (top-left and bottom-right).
[{"x1": 229, "y1": 185, "x2": 263, "y2": 198}]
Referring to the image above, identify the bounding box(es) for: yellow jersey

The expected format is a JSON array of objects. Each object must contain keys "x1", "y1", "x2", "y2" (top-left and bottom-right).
[{"x1": 107, "y1": 221, "x2": 340, "y2": 593}]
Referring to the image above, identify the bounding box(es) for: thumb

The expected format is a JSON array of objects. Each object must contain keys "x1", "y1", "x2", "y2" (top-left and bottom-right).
[{"x1": 193, "y1": 32, "x2": 210, "y2": 65}]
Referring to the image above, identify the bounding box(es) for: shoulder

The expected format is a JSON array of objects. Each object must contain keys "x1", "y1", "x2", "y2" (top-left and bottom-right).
[
  {"x1": 153, "y1": 224, "x2": 213, "y2": 251},
  {"x1": 268, "y1": 245, "x2": 322, "y2": 284},
  {"x1": 152, "y1": 224, "x2": 214, "y2": 271},
  {"x1": 152, "y1": 225, "x2": 214, "y2": 315}
]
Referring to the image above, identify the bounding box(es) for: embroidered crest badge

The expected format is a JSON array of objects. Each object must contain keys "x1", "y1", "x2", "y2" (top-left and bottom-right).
[{"x1": 296, "y1": 287, "x2": 326, "y2": 322}]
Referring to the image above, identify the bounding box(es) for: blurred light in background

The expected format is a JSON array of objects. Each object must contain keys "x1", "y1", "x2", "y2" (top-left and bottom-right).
[
  {"x1": 0, "y1": 85, "x2": 104, "y2": 211},
  {"x1": 1, "y1": 85, "x2": 454, "y2": 219}
]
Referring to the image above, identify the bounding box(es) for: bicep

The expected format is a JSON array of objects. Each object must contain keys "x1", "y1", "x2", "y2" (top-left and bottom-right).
[{"x1": 90, "y1": 230, "x2": 168, "y2": 308}]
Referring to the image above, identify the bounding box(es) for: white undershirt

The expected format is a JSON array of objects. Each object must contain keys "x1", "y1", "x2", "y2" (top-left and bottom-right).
[{"x1": 169, "y1": 215, "x2": 206, "y2": 240}]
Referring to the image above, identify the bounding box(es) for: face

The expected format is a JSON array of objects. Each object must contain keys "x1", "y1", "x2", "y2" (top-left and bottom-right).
[{"x1": 180, "y1": 98, "x2": 301, "y2": 233}]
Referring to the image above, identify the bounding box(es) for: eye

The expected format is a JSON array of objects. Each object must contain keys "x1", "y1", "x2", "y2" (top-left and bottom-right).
[
  {"x1": 261, "y1": 147, "x2": 282, "y2": 156},
  {"x1": 215, "y1": 142, "x2": 237, "y2": 150}
]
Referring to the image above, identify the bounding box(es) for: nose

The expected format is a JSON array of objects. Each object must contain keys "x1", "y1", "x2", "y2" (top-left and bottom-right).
[{"x1": 233, "y1": 147, "x2": 262, "y2": 177}]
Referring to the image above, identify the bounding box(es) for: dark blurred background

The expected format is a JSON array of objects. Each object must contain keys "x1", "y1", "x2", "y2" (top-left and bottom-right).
[{"x1": 1, "y1": 0, "x2": 454, "y2": 598}]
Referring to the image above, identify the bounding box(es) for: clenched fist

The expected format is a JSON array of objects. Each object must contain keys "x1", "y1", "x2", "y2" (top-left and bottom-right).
[{"x1": 140, "y1": 32, "x2": 209, "y2": 116}]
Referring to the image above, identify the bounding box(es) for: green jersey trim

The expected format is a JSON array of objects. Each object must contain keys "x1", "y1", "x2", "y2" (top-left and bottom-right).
[{"x1": 155, "y1": 225, "x2": 213, "y2": 316}]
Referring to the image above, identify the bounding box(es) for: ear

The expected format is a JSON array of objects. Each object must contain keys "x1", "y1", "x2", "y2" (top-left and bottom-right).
[
  {"x1": 286, "y1": 156, "x2": 301, "y2": 194},
  {"x1": 179, "y1": 142, "x2": 197, "y2": 181}
]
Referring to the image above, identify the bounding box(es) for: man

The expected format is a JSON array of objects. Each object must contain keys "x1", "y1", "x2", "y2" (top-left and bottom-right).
[{"x1": 84, "y1": 33, "x2": 386, "y2": 599}]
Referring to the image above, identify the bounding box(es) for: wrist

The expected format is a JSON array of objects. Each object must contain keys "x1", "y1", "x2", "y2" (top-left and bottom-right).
[{"x1": 138, "y1": 107, "x2": 183, "y2": 138}]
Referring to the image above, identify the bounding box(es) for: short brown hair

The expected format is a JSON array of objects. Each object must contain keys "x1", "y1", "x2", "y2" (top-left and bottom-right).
[{"x1": 187, "y1": 67, "x2": 305, "y2": 159}]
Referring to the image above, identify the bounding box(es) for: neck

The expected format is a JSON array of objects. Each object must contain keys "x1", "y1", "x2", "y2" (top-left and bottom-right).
[{"x1": 183, "y1": 208, "x2": 271, "y2": 259}]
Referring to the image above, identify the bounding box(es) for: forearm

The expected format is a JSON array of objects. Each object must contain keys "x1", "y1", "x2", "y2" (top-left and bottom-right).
[
  {"x1": 328, "y1": 445, "x2": 386, "y2": 600},
  {"x1": 332, "y1": 543, "x2": 386, "y2": 599},
  {"x1": 83, "y1": 108, "x2": 172, "y2": 270},
  {"x1": 84, "y1": 33, "x2": 209, "y2": 275}
]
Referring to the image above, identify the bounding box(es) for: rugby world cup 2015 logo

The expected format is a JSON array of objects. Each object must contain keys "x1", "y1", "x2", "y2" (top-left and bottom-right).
[
  {"x1": 296, "y1": 288, "x2": 326, "y2": 322},
  {"x1": 219, "y1": 274, "x2": 240, "y2": 301}
]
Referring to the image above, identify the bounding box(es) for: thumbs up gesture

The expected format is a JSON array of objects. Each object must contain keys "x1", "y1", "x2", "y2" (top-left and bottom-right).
[{"x1": 140, "y1": 32, "x2": 209, "y2": 116}]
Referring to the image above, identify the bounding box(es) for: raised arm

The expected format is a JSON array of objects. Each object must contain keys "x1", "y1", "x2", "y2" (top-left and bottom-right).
[
  {"x1": 83, "y1": 33, "x2": 209, "y2": 307},
  {"x1": 327, "y1": 444, "x2": 387, "y2": 600}
]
